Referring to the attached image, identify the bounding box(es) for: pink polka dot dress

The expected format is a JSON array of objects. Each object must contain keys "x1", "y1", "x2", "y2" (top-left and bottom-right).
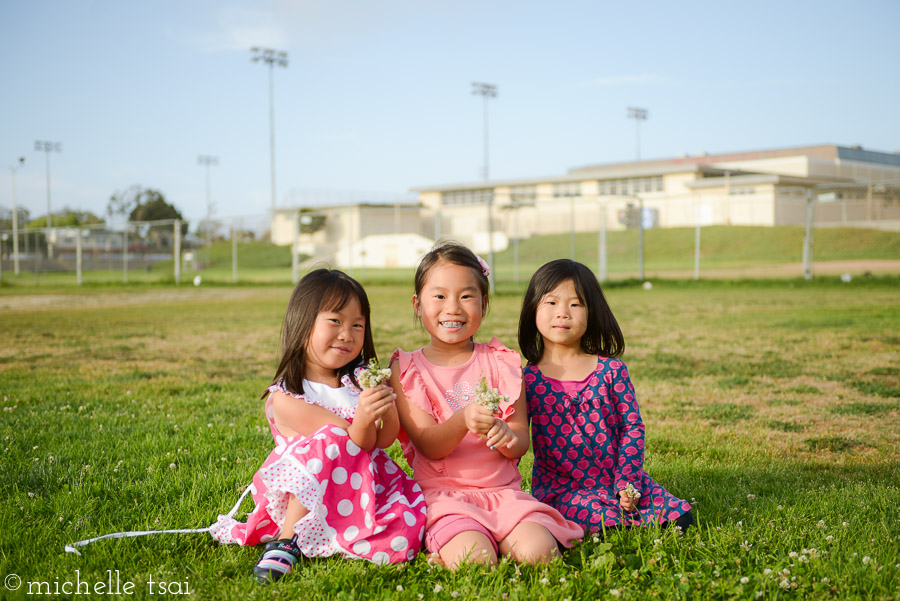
[
  {"x1": 209, "y1": 371, "x2": 426, "y2": 565},
  {"x1": 525, "y1": 357, "x2": 692, "y2": 531}
]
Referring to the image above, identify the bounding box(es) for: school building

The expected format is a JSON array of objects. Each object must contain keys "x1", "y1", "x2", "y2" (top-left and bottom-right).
[{"x1": 271, "y1": 144, "x2": 900, "y2": 268}]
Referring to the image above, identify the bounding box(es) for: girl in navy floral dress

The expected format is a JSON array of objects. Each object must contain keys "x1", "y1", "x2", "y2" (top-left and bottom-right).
[{"x1": 518, "y1": 259, "x2": 693, "y2": 532}]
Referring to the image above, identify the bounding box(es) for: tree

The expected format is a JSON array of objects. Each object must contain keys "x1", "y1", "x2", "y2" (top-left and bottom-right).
[
  {"x1": 27, "y1": 207, "x2": 104, "y2": 228},
  {"x1": 108, "y1": 185, "x2": 186, "y2": 248}
]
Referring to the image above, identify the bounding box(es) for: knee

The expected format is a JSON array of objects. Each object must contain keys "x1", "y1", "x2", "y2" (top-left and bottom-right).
[{"x1": 506, "y1": 534, "x2": 558, "y2": 564}]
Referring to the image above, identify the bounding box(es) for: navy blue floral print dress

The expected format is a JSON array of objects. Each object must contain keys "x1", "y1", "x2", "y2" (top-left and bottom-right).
[{"x1": 525, "y1": 357, "x2": 691, "y2": 530}]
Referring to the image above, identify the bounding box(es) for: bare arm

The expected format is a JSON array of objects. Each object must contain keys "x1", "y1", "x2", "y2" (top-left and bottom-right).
[
  {"x1": 389, "y1": 362, "x2": 494, "y2": 460},
  {"x1": 271, "y1": 390, "x2": 351, "y2": 438}
]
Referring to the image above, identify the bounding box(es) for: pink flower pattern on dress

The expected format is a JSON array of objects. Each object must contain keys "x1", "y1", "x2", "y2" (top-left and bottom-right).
[{"x1": 525, "y1": 357, "x2": 691, "y2": 530}]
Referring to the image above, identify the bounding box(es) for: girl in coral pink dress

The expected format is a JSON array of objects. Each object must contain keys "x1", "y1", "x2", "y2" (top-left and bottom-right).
[
  {"x1": 390, "y1": 243, "x2": 582, "y2": 569},
  {"x1": 210, "y1": 269, "x2": 425, "y2": 584}
]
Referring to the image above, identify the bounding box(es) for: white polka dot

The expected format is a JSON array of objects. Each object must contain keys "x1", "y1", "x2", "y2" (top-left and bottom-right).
[
  {"x1": 383, "y1": 513, "x2": 395, "y2": 520},
  {"x1": 407, "y1": 549, "x2": 416, "y2": 560},
  {"x1": 374, "y1": 525, "x2": 387, "y2": 534},
  {"x1": 404, "y1": 512, "x2": 416, "y2": 526},
  {"x1": 419, "y1": 526, "x2": 425, "y2": 539},
  {"x1": 384, "y1": 461, "x2": 397, "y2": 474},
  {"x1": 261, "y1": 534, "x2": 273, "y2": 542},
  {"x1": 365, "y1": 513, "x2": 373, "y2": 528},
  {"x1": 360, "y1": 492, "x2": 370, "y2": 509},
  {"x1": 306, "y1": 458, "x2": 323, "y2": 474},
  {"x1": 374, "y1": 484, "x2": 385, "y2": 494},
  {"x1": 338, "y1": 499, "x2": 354, "y2": 516},
  {"x1": 314, "y1": 433, "x2": 326, "y2": 440},
  {"x1": 350, "y1": 473, "x2": 363, "y2": 490},
  {"x1": 325, "y1": 444, "x2": 340, "y2": 459},
  {"x1": 352, "y1": 540, "x2": 371, "y2": 555},
  {"x1": 332, "y1": 467, "x2": 348, "y2": 484},
  {"x1": 346, "y1": 440, "x2": 361, "y2": 456},
  {"x1": 331, "y1": 427, "x2": 347, "y2": 436},
  {"x1": 391, "y1": 536, "x2": 408, "y2": 551},
  {"x1": 344, "y1": 526, "x2": 359, "y2": 541},
  {"x1": 372, "y1": 551, "x2": 390, "y2": 565}
]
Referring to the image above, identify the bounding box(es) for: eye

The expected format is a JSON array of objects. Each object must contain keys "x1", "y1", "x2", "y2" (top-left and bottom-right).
[
  {"x1": 353, "y1": 323, "x2": 364, "y2": 330},
  {"x1": 328, "y1": 318, "x2": 340, "y2": 324},
  {"x1": 545, "y1": 300, "x2": 556, "y2": 306},
  {"x1": 434, "y1": 294, "x2": 445, "y2": 300}
]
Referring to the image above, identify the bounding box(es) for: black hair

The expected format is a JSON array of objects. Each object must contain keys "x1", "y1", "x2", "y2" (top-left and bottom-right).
[
  {"x1": 413, "y1": 240, "x2": 490, "y2": 317},
  {"x1": 518, "y1": 259, "x2": 624, "y2": 364},
  {"x1": 265, "y1": 269, "x2": 376, "y2": 398}
]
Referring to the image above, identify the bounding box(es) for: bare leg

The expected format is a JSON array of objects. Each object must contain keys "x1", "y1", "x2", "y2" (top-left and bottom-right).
[
  {"x1": 498, "y1": 522, "x2": 559, "y2": 564},
  {"x1": 439, "y1": 531, "x2": 498, "y2": 569},
  {"x1": 278, "y1": 494, "x2": 310, "y2": 540}
]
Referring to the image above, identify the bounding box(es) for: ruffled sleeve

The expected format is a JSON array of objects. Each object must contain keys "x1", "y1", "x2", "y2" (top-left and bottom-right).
[
  {"x1": 266, "y1": 378, "x2": 314, "y2": 404},
  {"x1": 485, "y1": 337, "x2": 524, "y2": 420},
  {"x1": 390, "y1": 348, "x2": 441, "y2": 419}
]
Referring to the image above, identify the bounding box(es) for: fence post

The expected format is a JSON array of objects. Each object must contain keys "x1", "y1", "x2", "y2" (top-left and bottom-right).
[
  {"x1": 802, "y1": 190, "x2": 814, "y2": 280},
  {"x1": 597, "y1": 198, "x2": 607, "y2": 282},
  {"x1": 123, "y1": 228, "x2": 128, "y2": 284},
  {"x1": 232, "y1": 221, "x2": 238, "y2": 284},
  {"x1": 174, "y1": 219, "x2": 182, "y2": 285},
  {"x1": 638, "y1": 196, "x2": 645, "y2": 281},
  {"x1": 694, "y1": 199, "x2": 701, "y2": 280},
  {"x1": 291, "y1": 211, "x2": 299, "y2": 284},
  {"x1": 76, "y1": 229, "x2": 83, "y2": 285}
]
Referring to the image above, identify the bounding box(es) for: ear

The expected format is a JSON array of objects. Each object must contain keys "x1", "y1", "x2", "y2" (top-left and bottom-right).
[{"x1": 411, "y1": 294, "x2": 421, "y2": 317}]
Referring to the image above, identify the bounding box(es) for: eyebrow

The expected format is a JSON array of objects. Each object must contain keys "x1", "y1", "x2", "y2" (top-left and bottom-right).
[{"x1": 427, "y1": 285, "x2": 479, "y2": 292}]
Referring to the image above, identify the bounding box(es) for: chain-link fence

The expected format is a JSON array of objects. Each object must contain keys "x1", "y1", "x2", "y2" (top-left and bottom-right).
[{"x1": 2, "y1": 184, "x2": 898, "y2": 286}]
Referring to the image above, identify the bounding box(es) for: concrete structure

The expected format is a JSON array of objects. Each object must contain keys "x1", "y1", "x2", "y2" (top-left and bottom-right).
[{"x1": 412, "y1": 145, "x2": 900, "y2": 236}]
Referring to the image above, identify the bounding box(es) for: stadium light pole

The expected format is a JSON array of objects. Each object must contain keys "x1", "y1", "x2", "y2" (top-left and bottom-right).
[
  {"x1": 34, "y1": 140, "x2": 62, "y2": 257},
  {"x1": 472, "y1": 82, "x2": 497, "y2": 291},
  {"x1": 626, "y1": 107, "x2": 647, "y2": 161},
  {"x1": 250, "y1": 47, "x2": 288, "y2": 213},
  {"x1": 9, "y1": 157, "x2": 24, "y2": 275}
]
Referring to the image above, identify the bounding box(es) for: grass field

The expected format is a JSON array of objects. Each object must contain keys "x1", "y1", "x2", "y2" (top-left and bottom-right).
[{"x1": 1, "y1": 277, "x2": 899, "y2": 600}]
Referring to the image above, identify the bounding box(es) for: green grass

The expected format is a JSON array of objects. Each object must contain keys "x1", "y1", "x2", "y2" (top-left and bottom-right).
[{"x1": 2, "y1": 280, "x2": 899, "y2": 600}]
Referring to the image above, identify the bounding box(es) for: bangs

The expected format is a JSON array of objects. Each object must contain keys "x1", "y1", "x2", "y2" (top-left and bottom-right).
[{"x1": 319, "y1": 280, "x2": 362, "y2": 315}]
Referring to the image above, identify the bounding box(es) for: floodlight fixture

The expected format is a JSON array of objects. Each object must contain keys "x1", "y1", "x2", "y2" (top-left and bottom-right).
[
  {"x1": 34, "y1": 140, "x2": 62, "y2": 256},
  {"x1": 250, "y1": 47, "x2": 289, "y2": 211},
  {"x1": 626, "y1": 107, "x2": 648, "y2": 160}
]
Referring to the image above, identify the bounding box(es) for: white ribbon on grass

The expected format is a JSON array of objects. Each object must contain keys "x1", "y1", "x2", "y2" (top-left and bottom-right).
[{"x1": 64, "y1": 482, "x2": 254, "y2": 556}]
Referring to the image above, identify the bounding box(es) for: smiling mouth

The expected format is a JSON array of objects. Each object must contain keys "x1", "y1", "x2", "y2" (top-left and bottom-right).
[
  {"x1": 440, "y1": 321, "x2": 465, "y2": 328},
  {"x1": 331, "y1": 346, "x2": 352, "y2": 353}
]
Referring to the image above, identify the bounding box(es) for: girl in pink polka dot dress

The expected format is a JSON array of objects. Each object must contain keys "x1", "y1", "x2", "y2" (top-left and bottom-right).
[
  {"x1": 209, "y1": 269, "x2": 425, "y2": 584},
  {"x1": 518, "y1": 260, "x2": 693, "y2": 534},
  {"x1": 391, "y1": 243, "x2": 583, "y2": 569}
]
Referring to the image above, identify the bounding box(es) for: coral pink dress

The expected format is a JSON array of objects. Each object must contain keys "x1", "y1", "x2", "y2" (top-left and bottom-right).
[
  {"x1": 209, "y1": 372, "x2": 426, "y2": 565},
  {"x1": 392, "y1": 338, "x2": 583, "y2": 547}
]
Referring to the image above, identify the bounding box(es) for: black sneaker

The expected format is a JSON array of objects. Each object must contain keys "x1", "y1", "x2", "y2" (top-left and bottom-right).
[{"x1": 253, "y1": 537, "x2": 302, "y2": 585}]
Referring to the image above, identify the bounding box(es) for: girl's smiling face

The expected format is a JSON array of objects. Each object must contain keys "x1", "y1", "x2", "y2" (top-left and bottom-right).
[
  {"x1": 413, "y1": 261, "x2": 485, "y2": 348},
  {"x1": 535, "y1": 278, "x2": 588, "y2": 350},
  {"x1": 304, "y1": 295, "x2": 366, "y2": 383}
]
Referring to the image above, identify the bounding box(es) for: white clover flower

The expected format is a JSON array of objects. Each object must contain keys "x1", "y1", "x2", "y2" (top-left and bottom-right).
[
  {"x1": 842, "y1": 521, "x2": 849, "y2": 527},
  {"x1": 358, "y1": 359, "x2": 392, "y2": 388},
  {"x1": 396, "y1": 585, "x2": 404, "y2": 592},
  {"x1": 559, "y1": 577, "x2": 566, "y2": 583},
  {"x1": 789, "y1": 551, "x2": 798, "y2": 559},
  {"x1": 747, "y1": 494, "x2": 756, "y2": 500},
  {"x1": 755, "y1": 592, "x2": 764, "y2": 599},
  {"x1": 28, "y1": 492, "x2": 34, "y2": 498},
  {"x1": 653, "y1": 538, "x2": 662, "y2": 546},
  {"x1": 799, "y1": 555, "x2": 808, "y2": 563},
  {"x1": 473, "y1": 375, "x2": 507, "y2": 413},
  {"x1": 816, "y1": 520, "x2": 825, "y2": 529},
  {"x1": 539, "y1": 578, "x2": 550, "y2": 585},
  {"x1": 822, "y1": 577, "x2": 829, "y2": 583},
  {"x1": 763, "y1": 569, "x2": 772, "y2": 576},
  {"x1": 450, "y1": 592, "x2": 459, "y2": 599},
  {"x1": 862, "y1": 556, "x2": 871, "y2": 564},
  {"x1": 740, "y1": 577, "x2": 749, "y2": 584},
  {"x1": 826, "y1": 535, "x2": 833, "y2": 542},
  {"x1": 610, "y1": 590, "x2": 620, "y2": 598},
  {"x1": 777, "y1": 504, "x2": 783, "y2": 510},
  {"x1": 433, "y1": 584, "x2": 443, "y2": 593},
  {"x1": 779, "y1": 579, "x2": 790, "y2": 589}
]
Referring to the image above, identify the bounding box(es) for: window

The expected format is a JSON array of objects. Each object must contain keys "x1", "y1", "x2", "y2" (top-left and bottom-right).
[
  {"x1": 442, "y1": 189, "x2": 494, "y2": 206},
  {"x1": 553, "y1": 182, "x2": 581, "y2": 197},
  {"x1": 509, "y1": 185, "x2": 537, "y2": 203}
]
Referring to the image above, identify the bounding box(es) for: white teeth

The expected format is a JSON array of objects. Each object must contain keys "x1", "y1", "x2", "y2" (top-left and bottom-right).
[{"x1": 441, "y1": 321, "x2": 464, "y2": 327}]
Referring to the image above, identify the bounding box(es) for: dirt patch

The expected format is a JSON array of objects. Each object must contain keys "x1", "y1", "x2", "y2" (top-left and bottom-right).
[{"x1": 0, "y1": 288, "x2": 278, "y2": 313}]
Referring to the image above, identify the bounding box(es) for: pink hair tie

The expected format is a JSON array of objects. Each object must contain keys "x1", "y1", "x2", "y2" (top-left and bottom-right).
[{"x1": 476, "y1": 256, "x2": 491, "y2": 277}]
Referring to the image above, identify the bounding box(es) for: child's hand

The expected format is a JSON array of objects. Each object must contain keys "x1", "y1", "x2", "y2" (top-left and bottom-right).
[
  {"x1": 462, "y1": 402, "x2": 495, "y2": 436},
  {"x1": 355, "y1": 385, "x2": 396, "y2": 427},
  {"x1": 618, "y1": 492, "x2": 637, "y2": 513},
  {"x1": 484, "y1": 418, "x2": 518, "y2": 450}
]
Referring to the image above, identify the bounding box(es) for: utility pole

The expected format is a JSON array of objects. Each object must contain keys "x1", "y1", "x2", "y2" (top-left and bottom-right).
[
  {"x1": 197, "y1": 155, "x2": 219, "y2": 239},
  {"x1": 34, "y1": 140, "x2": 62, "y2": 257},
  {"x1": 626, "y1": 107, "x2": 647, "y2": 161},
  {"x1": 472, "y1": 82, "x2": 497, "y2": 291},
  {"x1": 9, "y1": 157, "x2": 24, "y2": 275},
  {"x1": 250, "y1": 47, "x2": 288, "y2": 212}
]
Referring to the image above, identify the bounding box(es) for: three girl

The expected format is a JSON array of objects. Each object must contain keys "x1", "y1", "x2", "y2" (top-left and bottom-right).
[
  {"x1": 390, "y1": 243, "x2": 583, "y2": 568},
  {"x1": 210, "y1": 269, "x2": 426, "y2": 583},
  {"x1": 519, "y1": 259, "x2": 693, "y2": 532}
]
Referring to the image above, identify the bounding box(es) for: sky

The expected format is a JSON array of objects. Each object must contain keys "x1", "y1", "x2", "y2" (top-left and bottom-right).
[{"x1": 2, "y1": 0, "x2": 899, "y2": 224}]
